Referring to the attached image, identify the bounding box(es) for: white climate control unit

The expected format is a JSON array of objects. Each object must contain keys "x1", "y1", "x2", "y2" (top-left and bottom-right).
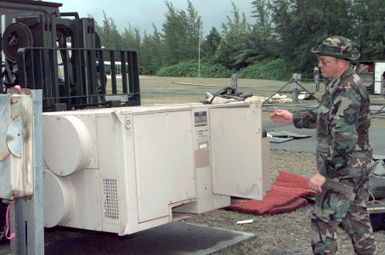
[{"x1": 43, "y1": 102, "x2": 271, "y2": 235}]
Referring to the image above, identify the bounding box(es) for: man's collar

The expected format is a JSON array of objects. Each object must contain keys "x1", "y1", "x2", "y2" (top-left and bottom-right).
[{"x1": 340, "y1": 66, "x2": 353, "y2": 79}]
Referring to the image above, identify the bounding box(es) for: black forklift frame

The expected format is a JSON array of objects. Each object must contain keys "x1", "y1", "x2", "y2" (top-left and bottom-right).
[{"x1": 1, "y1": 0, "x2": 141, "y2": 112}]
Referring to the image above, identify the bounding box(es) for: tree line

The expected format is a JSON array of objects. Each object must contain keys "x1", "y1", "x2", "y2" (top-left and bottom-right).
[{"x1": 95, "y1": 0, "x2": 385, "y2": 80}]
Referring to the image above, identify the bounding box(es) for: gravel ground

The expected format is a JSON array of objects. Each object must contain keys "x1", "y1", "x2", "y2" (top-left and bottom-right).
[{"x1": 183, "y1": 150, "x2": 385, "y2": 255}]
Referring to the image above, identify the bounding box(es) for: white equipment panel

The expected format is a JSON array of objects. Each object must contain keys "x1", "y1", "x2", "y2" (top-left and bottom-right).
[
  {"x1": 374, "y1": 62, "x2": 385, "y2": 95},
  {"x1": 210, "y1": 105, "x2": 268, "y2": 199},
  {"x1": 43, "y1": 102, "x2": 271, "y2": 235},
  {"x1": 0, "y1": 93, "x2": 34, "y2": 199}
]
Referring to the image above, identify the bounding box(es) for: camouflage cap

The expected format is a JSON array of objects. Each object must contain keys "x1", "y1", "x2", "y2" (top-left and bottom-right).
[{"x1": 311, "y1": 35, "x2": 360, "y2": 61}]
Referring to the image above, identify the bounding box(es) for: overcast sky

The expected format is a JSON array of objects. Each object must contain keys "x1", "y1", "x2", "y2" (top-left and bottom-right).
[{"x1": 59, "y1": 0, "x2": 254, "y2": 35}]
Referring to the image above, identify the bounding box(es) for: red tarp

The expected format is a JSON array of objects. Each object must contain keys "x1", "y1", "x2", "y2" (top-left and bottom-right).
[{"x1": 227, "y1": 171, "x2": 316, "y2": 215}]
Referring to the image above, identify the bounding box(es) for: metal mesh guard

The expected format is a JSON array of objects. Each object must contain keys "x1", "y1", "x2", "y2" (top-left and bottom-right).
[{"x1": 103, "y1": 178, "x2": 119, "y2": 220}]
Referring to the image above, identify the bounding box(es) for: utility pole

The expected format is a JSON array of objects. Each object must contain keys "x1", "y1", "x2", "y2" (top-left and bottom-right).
[{"x1": 198, "y1": 22, "x2": 202, "y2": 78}]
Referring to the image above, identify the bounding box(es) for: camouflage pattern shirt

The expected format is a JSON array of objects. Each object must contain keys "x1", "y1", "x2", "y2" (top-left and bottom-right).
[{"x1": 293, "y1": 66, "x2": 372, "y2": 180}]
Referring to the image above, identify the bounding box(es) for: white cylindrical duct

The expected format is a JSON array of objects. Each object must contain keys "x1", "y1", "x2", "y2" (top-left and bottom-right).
[
  {"x1": 43, "y1": 115, "x2": 92, "y2": 176},
  {"x1": 44, "y1": 170, "x2": 76, "y2": 228}
]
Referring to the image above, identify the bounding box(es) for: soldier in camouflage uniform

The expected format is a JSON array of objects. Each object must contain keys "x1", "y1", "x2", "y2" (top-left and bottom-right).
[{"x1": 270, "y1": 36, "x2": 377, "y2": 254}]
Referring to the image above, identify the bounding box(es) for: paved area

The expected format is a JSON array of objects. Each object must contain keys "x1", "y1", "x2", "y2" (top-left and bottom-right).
[
  {"x1": 44, "y1": 222, "x2": 254, "y2": 255},
  {"x1": 1, "y1": 222, "x2": 254, "y2": 255},
  {"x1": 263, "y1": 104, "x2": 385, "y2": 157},
  {"x1": 264, "y1": 120, "x2": 385, "y2": 158}
]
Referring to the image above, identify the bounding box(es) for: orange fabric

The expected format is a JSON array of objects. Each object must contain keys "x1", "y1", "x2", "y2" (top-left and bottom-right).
[{"x1": 227, "y1": 171, "x2": 316, "y2": 214}]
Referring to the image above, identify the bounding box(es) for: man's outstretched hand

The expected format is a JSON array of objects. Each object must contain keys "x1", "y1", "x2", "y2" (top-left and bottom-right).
[{"x1": 270, "y1": 109, "x2": 293, "y2": 124}]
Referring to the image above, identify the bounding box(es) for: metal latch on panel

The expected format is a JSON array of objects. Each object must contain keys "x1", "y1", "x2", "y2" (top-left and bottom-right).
[{"x1": 111, "y1": 111, "x2": 132, "y2": 130}]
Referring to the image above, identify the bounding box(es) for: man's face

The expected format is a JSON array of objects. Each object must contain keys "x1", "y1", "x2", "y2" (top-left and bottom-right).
[{"x1": 316, "y1": 56, "x2": 339, "y2": 79}]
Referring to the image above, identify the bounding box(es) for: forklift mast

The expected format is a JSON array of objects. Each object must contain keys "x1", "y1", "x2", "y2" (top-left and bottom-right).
[{"x1": 0, "y1": 0, "x2": 140, "y2": 111}]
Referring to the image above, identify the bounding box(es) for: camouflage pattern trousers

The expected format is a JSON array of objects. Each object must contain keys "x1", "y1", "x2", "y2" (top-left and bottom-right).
[{"x1": 311, "y1": 178, "x2": 377, "y2": 255}]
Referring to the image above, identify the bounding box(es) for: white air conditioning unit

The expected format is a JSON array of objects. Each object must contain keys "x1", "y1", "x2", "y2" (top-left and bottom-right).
[{"x1": 42, "y1": 102, "x2": 271, "y2": 235}]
